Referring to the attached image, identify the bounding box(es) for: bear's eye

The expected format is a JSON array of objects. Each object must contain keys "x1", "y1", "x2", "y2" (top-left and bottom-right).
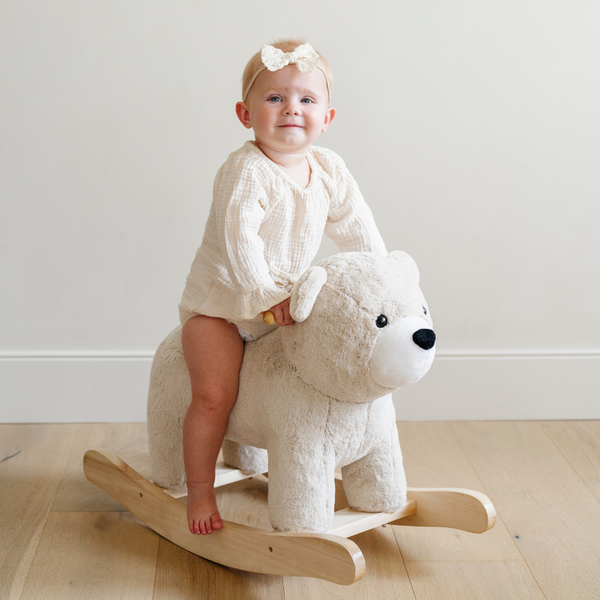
[
  {"x1": 375, "y1": 315, "x2": 388, "y2": 328},
  {"x1": 423, "y1": 306, "x2": 427, "y2": 315}
]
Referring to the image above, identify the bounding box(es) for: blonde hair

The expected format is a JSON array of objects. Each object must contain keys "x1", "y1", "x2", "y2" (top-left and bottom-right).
[{"x1": 241, "y1": 37, "x2": 334, "y2": 103}]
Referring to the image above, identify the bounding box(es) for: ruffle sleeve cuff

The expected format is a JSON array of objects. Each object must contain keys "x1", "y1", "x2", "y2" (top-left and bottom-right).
[{"x1": 235, "y1": 286, "x2": 292, "y2": 321}]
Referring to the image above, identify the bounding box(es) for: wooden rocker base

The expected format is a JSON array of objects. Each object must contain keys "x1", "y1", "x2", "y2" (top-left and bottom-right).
[{"x1": 83, "y1": 449, "x2": 496, "y2": 586}]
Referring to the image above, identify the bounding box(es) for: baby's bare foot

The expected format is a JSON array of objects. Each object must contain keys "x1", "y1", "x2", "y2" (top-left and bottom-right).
[{"x1": 186, "y1": 482, "x2": 223, "y2": 535}]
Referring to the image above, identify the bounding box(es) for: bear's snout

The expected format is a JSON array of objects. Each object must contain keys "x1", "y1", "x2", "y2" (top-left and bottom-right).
[
  {"x1": 369, "y1": 316, "x2": 436, "y2": 389},
  {"x1": 413, "y1": 329, "x2": 436, "y2": 350}
]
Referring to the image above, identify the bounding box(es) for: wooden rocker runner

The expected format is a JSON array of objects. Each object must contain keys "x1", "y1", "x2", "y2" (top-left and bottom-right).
[{"x1": 84, "y1": 448, "x2": 496, "y2": 586}]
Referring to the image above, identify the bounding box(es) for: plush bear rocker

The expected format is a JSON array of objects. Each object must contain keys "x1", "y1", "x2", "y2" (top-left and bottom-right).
[{"x1": 147, "y1": 251, "x2": 436, "y2": 533}]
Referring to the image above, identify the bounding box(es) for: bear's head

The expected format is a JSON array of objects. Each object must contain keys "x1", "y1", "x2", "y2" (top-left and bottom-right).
[{"x1": 281, "y1": 251, "x2": 435, "y2": 403}]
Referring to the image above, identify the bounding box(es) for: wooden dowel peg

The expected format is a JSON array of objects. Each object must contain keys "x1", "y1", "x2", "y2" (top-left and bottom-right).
[{"x1": 263, "y1": 311, "x2": 277, "y2": 325}]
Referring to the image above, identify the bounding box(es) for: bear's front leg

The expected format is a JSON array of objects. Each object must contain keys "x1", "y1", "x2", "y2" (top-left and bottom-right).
[
  {"x1": 267, "y1": 440, "x2": 337, "y2": 533},
  {"x1": 342, "y1": 422, "x2": 407, "y2": 513}
]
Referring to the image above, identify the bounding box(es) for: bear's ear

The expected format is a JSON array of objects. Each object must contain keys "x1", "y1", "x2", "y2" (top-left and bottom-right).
[
  {"x1": 290, "y1": 266, "x2": 328, "y2": 322},
  {"x1": 389, "y1": 251, "x2": 420, "y2": 282}
]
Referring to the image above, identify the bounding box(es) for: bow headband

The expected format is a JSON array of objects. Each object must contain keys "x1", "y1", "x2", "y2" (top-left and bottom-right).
[{"x1": 243, "y1": 43, "x2": 331, "y2": 103}]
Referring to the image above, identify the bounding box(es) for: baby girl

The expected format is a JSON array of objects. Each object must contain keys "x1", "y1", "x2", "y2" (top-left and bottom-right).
[{"x1": 178, "y1": 37, "x2": 387, "y2": 534}]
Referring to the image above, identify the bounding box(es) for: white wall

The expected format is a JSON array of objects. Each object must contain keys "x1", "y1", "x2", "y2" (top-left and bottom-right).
[{"x1": 1, "y1": 0, "x2": 599, "y2": 422}]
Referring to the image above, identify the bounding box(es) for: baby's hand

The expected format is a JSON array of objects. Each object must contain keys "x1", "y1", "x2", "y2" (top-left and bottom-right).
[{"x1": 265, "y1": 298, "x2": 295, "y2": 327}]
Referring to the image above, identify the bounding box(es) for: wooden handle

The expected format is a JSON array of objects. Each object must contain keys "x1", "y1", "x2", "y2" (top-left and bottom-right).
[
  {"x1": 263, "y1": 311, "x2": 277, "y2": 325},
  {"x1": 390, "y1": 488, "x2": 496, "y2": 533}
]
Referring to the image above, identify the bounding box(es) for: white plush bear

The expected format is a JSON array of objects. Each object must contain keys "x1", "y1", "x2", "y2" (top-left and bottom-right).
[{"x1": 147, "y1": 251, "x2": 436, "y2": 533}]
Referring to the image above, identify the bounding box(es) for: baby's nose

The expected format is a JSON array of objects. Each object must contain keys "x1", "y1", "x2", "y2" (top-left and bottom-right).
[{"x1": 283, "y1": 101, "x2": 301, "y2": 115}]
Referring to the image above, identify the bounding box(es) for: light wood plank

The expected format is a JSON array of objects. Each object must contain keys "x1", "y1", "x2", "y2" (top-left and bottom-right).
[
  {"x1": 19, "y1": 512, "x2": 159, "y2": 600},
  {"x1": 51, "y1": 422, "x2": 149, "y2": 512},
  {"x1": 393, "y1": 421, "x2": 520, "y2": 562},
  {"x1": 153, "y1": 537, "x2": 285, "y2": 600},
  {"x1": 214, "y1": 474, "x2": 273, "y2": 531},
  {"x1": 284, "y1": 527, "x2": 416, "y2": 600},
  {"x1": 0, "y1": 424, "x2": 77, "y2": 600},
  {"x1": 541, "y1": 420, "x2": 600, "y2": 503},
  {"x1": 328, "y1": 500, "x2": 416, "y2": 538},
  {"x1": 452, "y1": 421, "x2": 600, "y2": 600},
  {"x1": 161, "y1": 453, "x2": 261, "y2": 500},
  {"x1": 406, "y1": 561, "x2": 545, "y2": 600},
  {"x1": 166, "y1": 474, "x2": 272, "y2": 529},
  {"x1": 215, "y1": 460, "x2": 266, "y2": 488}
]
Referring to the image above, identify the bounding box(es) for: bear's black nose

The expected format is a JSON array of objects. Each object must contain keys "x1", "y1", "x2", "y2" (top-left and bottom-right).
[{"x1": 413, "y1": 329, "x2": 436, "y2": 350}]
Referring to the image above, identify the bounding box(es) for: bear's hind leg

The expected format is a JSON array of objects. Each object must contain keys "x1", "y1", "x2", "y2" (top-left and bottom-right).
[
  {"x1": 222, "y1": 439, "x2": 268, "y2": 474},
  {"x1": 147, "y1": 326, "x2": 190, "y2": 492}
]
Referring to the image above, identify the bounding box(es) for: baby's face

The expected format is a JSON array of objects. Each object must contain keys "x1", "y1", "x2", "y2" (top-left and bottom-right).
[{"x1": 237, "y1": 65, "x2": 335, "y2": 154}]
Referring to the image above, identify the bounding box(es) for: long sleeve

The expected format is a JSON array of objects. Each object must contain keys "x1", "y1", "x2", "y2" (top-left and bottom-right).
[
  {"x1": 323, "y1": 155, "x2": 387, "y2": 256},
  {"x1": 213, "y1": 161, "x2": 291, "y2": 320}
]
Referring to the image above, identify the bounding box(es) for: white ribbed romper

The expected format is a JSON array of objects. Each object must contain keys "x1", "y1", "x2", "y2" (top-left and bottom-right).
[{"x1": 179, "y1": 141, "x2": 387, "y2": 341}]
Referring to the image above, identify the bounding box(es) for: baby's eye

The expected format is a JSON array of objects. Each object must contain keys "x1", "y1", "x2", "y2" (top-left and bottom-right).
[
  {"x1": 301, "y1": 98, "x2": 314, "y2": 104},
  {"x1": 268, "y1": 96, "x2": 283, "y2": 102}
]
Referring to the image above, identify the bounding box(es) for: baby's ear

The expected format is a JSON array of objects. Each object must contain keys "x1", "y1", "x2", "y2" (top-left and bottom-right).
[
  {"x1": 389, "y1": 251, "x2": 420, "y2": 282},
  {"x1": 290, "y1": 267, "x2": 328, "y2": 322}
]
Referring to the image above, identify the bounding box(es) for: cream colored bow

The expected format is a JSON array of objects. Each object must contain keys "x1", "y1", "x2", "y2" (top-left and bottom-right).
[
  {"x1": 261, "y1": 43, "x2": 320, "y2": 74},
  {"x1": 242, "y1": 42, "x2": 331, "y2": 102}
]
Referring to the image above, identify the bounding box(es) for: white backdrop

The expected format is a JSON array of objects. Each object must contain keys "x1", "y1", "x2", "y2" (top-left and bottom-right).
[{"x1": 1, "y1": 0, "x2": 599, "y2": 422}]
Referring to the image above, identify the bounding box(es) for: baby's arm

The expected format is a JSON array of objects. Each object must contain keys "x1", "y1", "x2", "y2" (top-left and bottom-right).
[
  {"x1": 213, "y1": 162, "x2": 291, "y2": 320},
  {"x1": 323, "y1": 152, "x2": 387, "y2": 255}
]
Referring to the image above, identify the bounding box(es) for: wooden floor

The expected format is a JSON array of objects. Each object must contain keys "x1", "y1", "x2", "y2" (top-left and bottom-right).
[{"x1": 2, "y1": 421, "x2": 600, "y2": 600}]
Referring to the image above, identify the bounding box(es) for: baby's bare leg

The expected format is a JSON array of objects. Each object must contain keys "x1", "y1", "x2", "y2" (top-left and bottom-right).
[{"x1": 181, "y1": 315, "x2": 244, "y2": 535}]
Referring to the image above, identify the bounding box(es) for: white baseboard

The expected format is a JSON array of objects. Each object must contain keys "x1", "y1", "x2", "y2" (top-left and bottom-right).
[
  {"x1": 0, "y1": 355, "x2": 153, "y2": 423},
  {"x1": 1, "y1": 351, "x2": 599, "y2": 423},
  {"x1": 393, "y1": 352, "x2": 600, "y2": 420}
]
